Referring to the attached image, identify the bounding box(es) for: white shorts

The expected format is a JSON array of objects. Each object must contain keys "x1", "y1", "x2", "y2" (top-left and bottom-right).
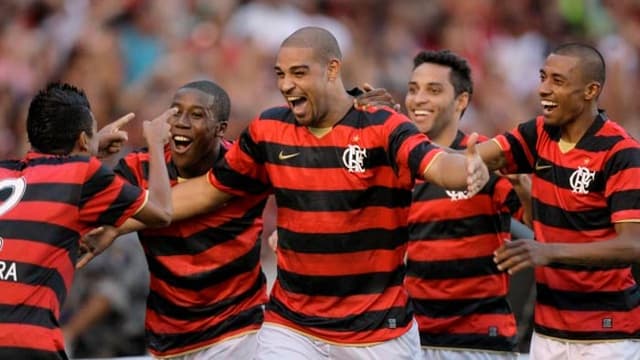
[
  {"x1": 159, "y1": 332, "x2": 257, "y2": 360},
  {"x1": 530, "y1": 331, "x2": 640, "y2": 360},
  {"x1": 255, "y1": 320, "x2": 421, "y2": 360},
  {"x1": 421, "y1": 347, "x2": 519, "y2": 360}
]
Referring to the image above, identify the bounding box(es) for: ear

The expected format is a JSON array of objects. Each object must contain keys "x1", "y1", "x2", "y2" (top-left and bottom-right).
[
  {"x1": 215, "y1": 122, "x2": 228, "y2": 138},
  {"x1": 327, "y1": 58, "x2": 341, "y2": 81},
  {"x1": 584, "y1": 81, "x2": 601, "y2": 101},
  {"x1": 455, "y1": 92, "x2": 470, "y2": 113},
  {"x1": 76, "y1": 130, "x2": 91, "y2": 152}
]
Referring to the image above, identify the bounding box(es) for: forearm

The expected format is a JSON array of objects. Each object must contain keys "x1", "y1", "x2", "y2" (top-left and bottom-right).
[
  {"x1": 425, "y1": 153, "x2": 468, "y2": 190},
  {"x1": 146, "y1": 142, "x2": 172, "y2": 222},
  {"x1": 118, "y1": 218, "x2": 146, "y2": 234},
  {"x1": 170, "y1": 174, "x2": 234, "y2": 222},
  {"x1": 548, "y1": 237, "x2": 640, "y2": 266}
]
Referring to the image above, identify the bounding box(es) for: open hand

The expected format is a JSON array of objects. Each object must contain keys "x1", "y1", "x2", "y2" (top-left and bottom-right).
[
  {"x1": 494, "y1": 239, "x2": 550, "y2": 275},
  {"x1": 143, "y1": 107, "x2": 177, "y2": 146},
  {"x1": 354, "y1": 83, "x2": 401, "y2": 111},
  {"x1": 465, "y1": 133, "x2": 489, "y2": 197},
  {"x1": 76, "y1": 226, "x2": 120, "y2": 269}
]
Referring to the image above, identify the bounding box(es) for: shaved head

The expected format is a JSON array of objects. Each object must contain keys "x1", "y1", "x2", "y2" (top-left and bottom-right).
[
  {"x1": 281, "y1": 26, "x2": 342, "y2": 63},
  {"x1": 551, "y1": 43, "x2": 605, "y2": 86}
]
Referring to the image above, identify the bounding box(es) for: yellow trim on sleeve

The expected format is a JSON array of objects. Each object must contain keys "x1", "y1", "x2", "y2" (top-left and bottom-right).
[
  {"x1": 422, "y1": 151, "x2": 445, "y2": 179},
  {"x1": 132, "y1": 189, "x2": 149, "y2": 216}
]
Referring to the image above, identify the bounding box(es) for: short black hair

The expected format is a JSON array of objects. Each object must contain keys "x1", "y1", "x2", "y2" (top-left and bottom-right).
[
  {"x1": 412, "y1": 49, "x2": 474, "y2": 101},
  {"x1": 281, "y1": 26, "x2": 342, "y2": 63},
  {"x1": 27, "y1": 82, "x2": 94, "y2": 155},
  {"x1": 551, "y1": 43, "x2": 605, "y2": 86},
  {"x1": 179, "y1": 80, "x2": 231, "y2": 123}
]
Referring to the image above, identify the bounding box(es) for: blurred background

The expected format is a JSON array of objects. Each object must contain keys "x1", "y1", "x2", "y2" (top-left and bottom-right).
[{"x1": 1, "y1": 0, "x2": 639, "y2": 358}]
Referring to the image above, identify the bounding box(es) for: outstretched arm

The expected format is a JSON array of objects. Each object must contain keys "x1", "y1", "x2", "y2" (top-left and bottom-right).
[{"x1": 423, "y1": 132, "x2": 489, "y2": 196}]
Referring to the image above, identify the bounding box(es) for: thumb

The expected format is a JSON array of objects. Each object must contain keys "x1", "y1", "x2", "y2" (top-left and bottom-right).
[
  {"x1": 361, "y1": 83, "x2": 374, "y2": 92},
  {"x1": 466, "y1": 132, "x2": 479, "y2": 156},
  {"x1": 76, "y1": 253, "x2": 95, "y2": 269}
]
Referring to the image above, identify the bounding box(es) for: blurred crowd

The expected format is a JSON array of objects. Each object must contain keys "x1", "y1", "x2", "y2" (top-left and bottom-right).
[{"x1": 2, "y1": 0, "x2": 639, "y2": 357}]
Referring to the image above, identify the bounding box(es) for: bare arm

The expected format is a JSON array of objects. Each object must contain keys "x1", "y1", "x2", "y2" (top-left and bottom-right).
[
  {"x1": 423, "y1": 132, "x2": 489, "y2": 196},
  {"x1": 130, "y1": 108, "x2": 177, "y2": 227},
  {"x1": 476, "y1": 139, "x2": 508, "y2": 171},
  {"x1": 506, "y1": 174, "x2": 533, "y2": 227},
  {"x1": 494, "y1": 222, "x2": 640, "y2": 274}
]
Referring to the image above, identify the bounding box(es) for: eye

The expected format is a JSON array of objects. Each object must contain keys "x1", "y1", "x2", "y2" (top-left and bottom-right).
[{"x1": 191, "y1": 112, "x2": 204, "y2": 119}]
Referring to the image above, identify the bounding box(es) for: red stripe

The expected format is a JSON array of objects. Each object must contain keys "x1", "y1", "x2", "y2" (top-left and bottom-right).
[
  {"x1": 0, "y1": 282, "x2": 60, "y2": 318},
  {"x1": 270, "y1": 282, "x2": 407, "y2": 318},
  {"x1": 415, "y1": 313, "x2": 516, "y2": 336},
  {"x1": 148, "y1": 265, "x2": 265, "y2": 306},
  {"x1": 277, "y1": 207, "x2": 409, "y2": 233},
  {"x1": 1, "y1": 239, "x2": 74, "y2": 289},
  {"x1": 4, "y1": 202, "x2": 81, "y2": 231},
  {"x1": 0, "y1": 323, "x2": 64, "y2": 352},
  {"x1": 405, "y1": 274, "x2": 509, "y2": 300},
  {"x1": 407, "y1": 234, "x2": 507, "y2": 261},
  {"x1": 409, "y1": 194, "x2": 496, "y2": 222},
  {"x1": 535, "y1": 267, "x2": 635, "y2": 292},
  {"x1": 533, "y1": 221, "x2": 614, "y2": 244},
  {"x1": 535, "y1": 302, "x2": 640, "y2": 333},
  {"x1": 277, "y1": 247, "x2": 404, "y2": 276}
]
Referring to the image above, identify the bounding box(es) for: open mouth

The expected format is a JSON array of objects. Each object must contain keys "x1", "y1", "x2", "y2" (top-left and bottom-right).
[
  {"x1": 172, "y1": 135, "x2": 193, "y2": 154},
  {"x1": 287, "y1": 96, "x2": 308, "y2": 116},
  {"x1": 541, "y1": 100, "x2": 558, "y2": 115}
]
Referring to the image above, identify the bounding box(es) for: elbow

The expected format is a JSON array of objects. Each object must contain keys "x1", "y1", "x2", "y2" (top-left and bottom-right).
[{"x1": 148, "y1": 206, "x2": 173, "y2": 228}]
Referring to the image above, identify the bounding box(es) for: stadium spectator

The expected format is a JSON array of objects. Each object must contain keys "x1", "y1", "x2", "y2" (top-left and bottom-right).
[
  {"x1": 485, "y1": 44, "x2": 640, "y2": 359},
  {"x1": 0, "y1": 82, "x2": 174, "y2": 359}
]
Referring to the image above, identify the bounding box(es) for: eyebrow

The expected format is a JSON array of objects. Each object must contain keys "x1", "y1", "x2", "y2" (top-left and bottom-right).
[{"x1": 275, "y1": 64, "x2": 310, "y2": 72}]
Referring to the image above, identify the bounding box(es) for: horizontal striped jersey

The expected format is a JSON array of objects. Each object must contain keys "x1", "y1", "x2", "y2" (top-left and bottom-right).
[
  {"x1": 406, "y1": 131, "x2": 520, "y2": 352},
  {"x1": 210, "y1": 105, "x2": 443, "y2": 344},
  {"x1": 495, "y1": 111, "x2": 640, "y2": 340},
  {"x1": 115, "y1": 143, "x2": 269, "y2": 357},
  {"x1": 0, "y1": 152, "x2": 146, "y2": 360}
]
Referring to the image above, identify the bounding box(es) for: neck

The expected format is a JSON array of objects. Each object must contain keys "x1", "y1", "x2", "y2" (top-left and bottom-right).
[
  {"x1": 315, "y1": 87, "x2": 353, "y2": 128},
  {"x1": 429, "y1": 118, "x2": 459, "y2": 147},
  {"x1": 561, "y1": 106, "x2": 599, "y2": 143},
  {"x1": 176, "y1": 146, "x2": 219, "y2": 179}
]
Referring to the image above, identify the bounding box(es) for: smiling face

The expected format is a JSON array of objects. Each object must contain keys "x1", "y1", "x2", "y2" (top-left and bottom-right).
[
  {"x1": 538, "y1": 53, "x2": 590, "y2": 127},
  {"x1": 275, "y1": 46, "x2": 331, "y2": 127},
  {"x1": 168, "y1": 88, "x2": 225, "y2": 176},
  {"x1": 404, "y1": 62, "x2": 462, "y2": 139}
]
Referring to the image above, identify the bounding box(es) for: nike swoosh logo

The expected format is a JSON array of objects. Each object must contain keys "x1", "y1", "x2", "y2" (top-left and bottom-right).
[
  {"x1": 278, "y1": 151, "x2": 300, "y2": 160},
  {"x1": 535, "y1": 161, "x2": 552, "y2": 171}
]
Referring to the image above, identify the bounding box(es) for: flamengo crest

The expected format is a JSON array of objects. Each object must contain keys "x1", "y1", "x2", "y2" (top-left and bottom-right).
[
  {"x1": 569, "y1": 166, "x2": 596, "y2": 194},
  {"x1": 342, "y1": 144, "x2": 367, "y2": 173}
]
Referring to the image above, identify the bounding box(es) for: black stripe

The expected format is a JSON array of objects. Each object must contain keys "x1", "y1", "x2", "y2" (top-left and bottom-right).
[
  {"x1": 534, "y1": 162, "x2": 605, "y2": 193},
  {"x1": 213, "y1": 158, "x2": 269, "y2": 195},
  {"x1": 609, "y1": 189, "x2": 640, "y2": 213},
  {"x1": 147, "y1": 241, "x2": 261, "y2": 291},
  {"x1": 263, "y1": 144, "x2": 389, "y2": 169},
  {"x1": 503, "y1": 189, "x2": 521, "y2": 215},
  {"x1": 0, "y1": 347, "x2": 67, "y2": 360},
  {"x1": 268, "y1": 296, "x2": 412, "y2": 332},
  {"x1": 408, "y1": 141, "x2": 439, "y2": 180},
  {"x1": 146, "y1": 305, "x2": 264, "y2": 354},
  {"x1": 409, "y1": 214, "x2": 508, "y2": 240},
  {"x1": 340, "y1": 107, "x2": 392, "y2": 128},
  {"x1": 411, "y1": 296, "x2": 512, "y2": 318},
  {"x1": 5, "y1": 261, "x2": 69, "y2": 306},
  {"x1": 546, "y1": 262, "x2": 630, "y2": 271},
  {"x1": 534, "y1": 199, "x2": 610, "y2": 231},
  {"x1": 95, "y1": 182, "x2": 142, "y2": 225},
  {"x1": 238, "y1": 128, "x2": 265, "y2": 164},
  {"x1": 419, "y1": 332, "x2": 517, "y2": 352},
  {"x1": 19, "y1": 183, "x2": 81, "y2": 205},
  {"x1": 581, "y1": 135, "x2": 626, "y2": 152},
  {"x1": 278, "y1": 227, "x2": 407, "y2": 254},
  {"x1": 535, "y1": 323, "x2": 640, "y2": 341},
  {"x1": 0, "y1": 220, "x2": 78, "y2": 253},
  {"x1": 27, "y1": 155, "x2": 89, "y2": 167},
  {"x1": 536, "y1": 282, "x2": 640, "y2": 311},
  {"x1": 0, "y1": 303, "x2": 58, "y2": 329},
  {"x1": 260, "y1": 106, "x2": 293, "y2": 123},
  {"x1": 407, "y1": 256, "x2": 500, "y2": 279},
  {"x1": 389, "y1": 122, "x2": 422, "y2": 174},
  {"x1": 278, "y1": 266, "x2": 404, "y2": 297},
  {"x1": 141, "y1": 200, "x2": 266, "y2": 256},
  {"x1": 78, "y1": 164, "x2": 115, "y2": 208},
  {"x1": 411, "y1": 176, "x2": 498, "y2": 202},
  {"x1": 147, "y1": 273, "x2": 265, "y2": 321},
  {"x1": 113, "y1": 158, "x2": 139, "y2": 186},
  {"x1": 275, "y1": 186, "x2": 411, "y2": 212},
  {"x1": 604, "y1": 147, "x2": 640, "y2": 178}
]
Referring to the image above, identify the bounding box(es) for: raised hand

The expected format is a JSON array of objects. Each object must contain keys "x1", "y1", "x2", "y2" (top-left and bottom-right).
[
  {"x1": 97, "y1": 112, "x2": 134, "y2": 157},
  {"x1": 143, "y1": 107, "x2": 178, "y2": 146},
  {"x1": 465, "y1": 132, "x2": 490, "y2": 197},
  {"x1": 354, "y1": 83, "x2": 401, "y2": 111},
  {"x1": 494, "y1": 239, "x2": 550, "y2": 275}
]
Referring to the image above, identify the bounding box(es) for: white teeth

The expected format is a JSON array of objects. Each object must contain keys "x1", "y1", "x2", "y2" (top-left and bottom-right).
[
  {"x1": 173, "y1": 135, "x2": 191, "y2": 142},
  {"x1": 414, "y1": 110, "x2": 429, "y2": 115},
  {"x1": 541, "y1": 100, "x2": 557, "y2": 107},
  {"x1": 287, "y1": 96, "x2": 302, "y2": 102}
]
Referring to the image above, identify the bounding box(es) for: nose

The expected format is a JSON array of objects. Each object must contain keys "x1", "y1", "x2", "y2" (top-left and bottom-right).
[
  {"x1": 538, "y1": 78, "x2": 551, "y2": 97},
  {"x1": 279, "y1": 75, "x2": 295, "y2": 94},
  {"x1": 173, "y1": 111, "x2": 190, "y2": 128}
]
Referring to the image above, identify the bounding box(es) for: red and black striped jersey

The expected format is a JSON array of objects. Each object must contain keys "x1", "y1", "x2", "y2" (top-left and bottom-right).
[
  {"x1": 0, "y1": 152, "x2": 146, "y2": 360},
  {"x1": 209, "y1": 105, "x2": 443, "y2": 344},
  {"x1": 406, "y1": 131, "x2": 520, "y2": 352},
  {"x1": 495, "y1": 111, "x2": 640, "y2": 340},
  {"x1": 114, "y1": 142, "x2": 269, "y2": 357}
]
